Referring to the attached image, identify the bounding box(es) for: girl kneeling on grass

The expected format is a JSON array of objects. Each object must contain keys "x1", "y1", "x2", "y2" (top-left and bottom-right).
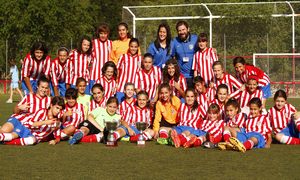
[
  {"x1": 68, "y1": 97, "x2": 121, "y2": 145},
  {"x1": 229, "y1": 98, "x2": 272, "y2": 152},
  {"x1": 183, "y1": 103, "x2": 225, "y2": 148},
  {"x1": 60, "y1": 88, "x2": 85, "y2": 140},
  {"x1": 0, "y1": 96, "x2": 65, "y2": 145},
  {"x1": 218, "y1": 98, "x2": 246, "y2": 150},
  {"x1": 166, "y1": 88, "x2": 206, "y2": 148},
  {"x1": 269, "y1": 90, "x2": 300, "y2": 145},
  {"x1": 113, "y1": 91, "x2": 154, "y2": 142}
]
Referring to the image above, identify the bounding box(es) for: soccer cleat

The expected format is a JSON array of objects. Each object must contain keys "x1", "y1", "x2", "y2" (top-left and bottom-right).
[
  {"x1": 218, "y1": 142, "x2": 235, "y2": 151},
  {"x1": 120, "y1": 136, "x2": 130, "y2": 142},
  {"x1": 217, "y1": 142, "x2": 227, "y2": 150},
  {"x1": 68, "y1": 132, "x2": 83, "y2": 145},
  {"x1": 170, "y1": 129, "x2": 181, "y2": 148},
  {"x1": 226, "y1": 142, "x2": 236, "y2": 150},
  {"x1": 203, "y1": 141, "x2": 217, "y2": 149},
  {"x1": 156, "y1": 138, "x2": 169, "y2": 145},
  {"x1": 229, "y1": 137, "x2": 246, "y2": 153},
  {"x1": 183, "y1": 136, "x2": 197, "y2": 148},
  {"x1": 6, "y1": 99, "x2": 13, "y2": 103}
]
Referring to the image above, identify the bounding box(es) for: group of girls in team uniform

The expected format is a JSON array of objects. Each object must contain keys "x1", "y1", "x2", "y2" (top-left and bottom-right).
[{"x1": 0, "y1": 22, "x2": 299, "y2": 153}]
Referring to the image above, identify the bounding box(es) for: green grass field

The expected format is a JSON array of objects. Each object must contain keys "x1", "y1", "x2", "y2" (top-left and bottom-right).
[{"x1": 0, "y1": 94, "x2": 300, "y2": 179}]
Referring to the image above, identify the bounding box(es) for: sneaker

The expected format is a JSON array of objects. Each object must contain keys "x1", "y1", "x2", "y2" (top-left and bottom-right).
[
  {"x1": 218, "y1": 142, "x2": 235, "y2": 151},
  {"x1": 6, "y1": 99, "x2": 12, "y2": 103},
  {"x1": 229, "y1": 137, "x2": 246, "y2": 153},
  {"x1": 217, "y1": 142, "x2": 227, "y2": 150},
  {"x1": 68, "y1": 132, "x2": 83, "y2": 145},
  {"x1": 183, "y1": 136, "x2": 197, "y2": 148},
  {"x1": 203, "y1": 141, "x2": 217, "y2": 149},
  {"x1": 226, "y1": 142, "x2": 236, "y2": 150},
  {"x1": 170, "y1": 129, "x2": 181, "y2": 148},
  {"x1": 156, "y1": 138, "x2": 168, "y2": 145},
  {"x1": 120, "y1": 136, "x2": 130, "y2": 142}
]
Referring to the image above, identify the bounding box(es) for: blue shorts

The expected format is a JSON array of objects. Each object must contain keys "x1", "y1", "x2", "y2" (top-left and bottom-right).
[
  {"x1": 7, "y1": 117, "x2": 33, "y2": 138},
  {"x1": 11, "y1": 81, "x2": 19, "y2": 89},
  {"x1": 261, "y1": 83, "x2": 271, "y2": 99},
  {"x1": 173, "y1": 126, "x2": 206, "y2": 137},
  {"x1": 22, "y1": 80, "x2": 37, "y2": 95},
  {"x1": 116, "y1": 92, "x2": 126, "y2": 104},
  {"x1": 119, "y1": 125, "x2": 140, "y2": 136},
  {"x1": 236, "y1": 128, "x2": 265, "y2": 148},
  {"x1": 50, "y1": 82, "x2": 66, "y2": 96},
  {"x1": 279, "y1": 121, "x2": 300, "y2": 138},
  {"x1": 89, "y1": 80, "x2": 96, "y2": 93}
]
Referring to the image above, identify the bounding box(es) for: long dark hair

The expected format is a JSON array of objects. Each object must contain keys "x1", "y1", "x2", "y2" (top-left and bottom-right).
[
  {"x1": 185, "y1": 88, "x2": 198, "y2": 113},
  {"x1": 101, "y1": 61, "x2": 117, "y2": 79},
  {"x1": 163, "y1": 58, "x2": 181, "y2": 83},
  {"x1": 274, "y1": 89, "x2": 287, "y2": 101},
  {"x1": 30, "y1": 41, "x2": 48, "y2": 61},
  {"x1": 77, "y1": 35, "x2": 92, "y2": 55},
  {"x1": 154, "y1": 23, "x2": 172, "y2": 55}
]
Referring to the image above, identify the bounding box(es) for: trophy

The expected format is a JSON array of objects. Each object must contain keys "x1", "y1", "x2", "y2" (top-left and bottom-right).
[
  {"x1": 136, "y1": 122, "x2": 147, "y2": 146},
  {"x1": 106, "y1": 121, "x2": 118, "y2": 147}
]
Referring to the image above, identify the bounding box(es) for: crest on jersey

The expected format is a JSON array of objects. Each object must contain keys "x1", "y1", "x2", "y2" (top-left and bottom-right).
[
  {"x1": 16, "y1": 129, "x2": 21, "y2": 133},
  {"x1": 189, "y1": 44, "x2": 194, "y2": 50},
  {"x1": 257, "y1": 121, "x2": 262, "y2": 126}
]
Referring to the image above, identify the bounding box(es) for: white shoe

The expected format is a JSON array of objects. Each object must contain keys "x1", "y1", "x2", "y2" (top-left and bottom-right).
[{"x1": 6, "y1": 99, "x2": 12, "y2": 103}]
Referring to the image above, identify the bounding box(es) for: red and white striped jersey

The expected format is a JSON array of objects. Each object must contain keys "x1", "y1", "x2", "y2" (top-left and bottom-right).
[
  {"x1": 119, "y1": 99, "x2": 136, "y2": 116},
  {"x1": 23, "y1": 109, "x2": 58, "y2": 141},
  {"x1": 21, "y1": 53, "x2": 51, "y2": 80},
  {"x1": 135, "y1": 66, "x2": 162, "y2": 99},
  {"x1": 230, "y1": 89, "x2": 263, "y2": 108},
  {"x1": 50, "y1": 57, "x2": 72, "y2": 86},
  {"x1": 90, "y1": 39, "x2": 112, "y2": 80},
  {"x1": 243, "y1": 115, "x2": 272, "y2": 141},
  {"x1": 95, "y1": 76, "x2": 116, "y2": 100},
  {"x1": 122, "y1": 106, "x2": 153, "y2": 127},
  {"x1": 197, "y1": 87, "x2": 215, "y2": 112},
  {"x1": 225, "y1": 113, "x2": 246, "y2": 128},
  {"x1": 116, "y1": 53, "x2": 142, "y2": 92},
  {"x1": 268, "y1": 104, "x2": 296, "y2": 134},
  {"x1": 69, "y1": 49, "x2": 94, "y2": 85},
  {"x1": 88, "y1": 98, "x2": 107, "y2": 112},
  {"x1": 168, "y1": 74, "x2": 187, "y2": 98},
  {"x1": 177, "y1": 103, "x2": 205, "y2": 129},
  {"x1": 192, "y1": 48, "x2": 218, "y2": 85},
  {"x1": 236, "y1": 65, "x2": 270, "y2": 87},
  {"x1": 63, "y1": 102, "x2": 85, "y2": 128},
  {"x1": 200, "y1": 119, "x2": 224, "y2": 139},
  {"x1": 213, "y1": 73, "x2": 242, "y2": 95},
  {"x1": 12, "y1": 94, "x2": 51, "y2": 123}
]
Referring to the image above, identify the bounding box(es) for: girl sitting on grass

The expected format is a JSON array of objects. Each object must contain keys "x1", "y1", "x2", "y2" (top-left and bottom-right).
[
  {"x1": 269, "y1": 90, "x2": 300, "y2": 145},
  {"x1": 113, "y1": 91, "x2": 154, "y2": 142},
  {"x1": 68, "y1": 97, "x2": 121, "y2": 145}
]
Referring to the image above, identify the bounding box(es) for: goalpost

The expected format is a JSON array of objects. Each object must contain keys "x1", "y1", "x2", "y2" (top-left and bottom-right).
[
  {"x1": 123, "y1": 1, "x2": 300, "y2": 53},
  {"x1": 253, "y1": 53, "x2": 300, "y2": 97}
]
